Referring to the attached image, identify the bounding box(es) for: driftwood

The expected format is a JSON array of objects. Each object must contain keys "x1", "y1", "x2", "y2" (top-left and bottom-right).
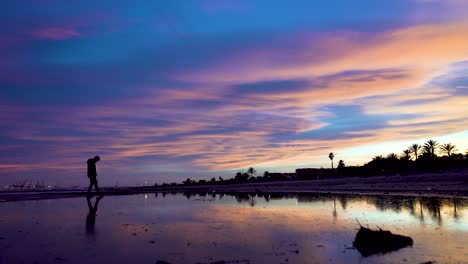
[{"x1": 353, "y1": 221, "x2": 413, "y2": 257}]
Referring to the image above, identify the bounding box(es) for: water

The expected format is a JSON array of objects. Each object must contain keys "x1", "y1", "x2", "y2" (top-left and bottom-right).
[{"x1": 0, "y1": 193, "x2": 467, "y2": 264}]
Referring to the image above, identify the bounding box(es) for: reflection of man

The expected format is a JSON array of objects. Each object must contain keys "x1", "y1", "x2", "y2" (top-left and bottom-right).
[
  {"x1": 87, "y1": 156, "x2": 101, "y2": 196},
  {"x1": 86, "y1": 196, "x2": 102, "y2": 233}
]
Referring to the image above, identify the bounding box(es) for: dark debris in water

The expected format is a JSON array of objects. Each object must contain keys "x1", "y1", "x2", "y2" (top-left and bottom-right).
[{"x1": 353, "y1": 225, "x2": 413, "y2": 257}]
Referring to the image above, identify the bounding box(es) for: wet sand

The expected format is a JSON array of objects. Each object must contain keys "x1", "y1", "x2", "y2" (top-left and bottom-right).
[{"x1": 1, "y1": 171, "x2": 467, "y2": 202}]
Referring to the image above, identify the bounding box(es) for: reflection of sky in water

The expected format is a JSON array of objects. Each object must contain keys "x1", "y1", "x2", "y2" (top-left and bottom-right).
[{"x1": 0, "y1": 194, "x2": 467, "y2": 263}]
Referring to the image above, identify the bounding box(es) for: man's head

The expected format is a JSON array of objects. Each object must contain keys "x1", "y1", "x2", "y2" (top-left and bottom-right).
[{"x1": 94, "y1": 156, "x2": 101, "y2": 162}]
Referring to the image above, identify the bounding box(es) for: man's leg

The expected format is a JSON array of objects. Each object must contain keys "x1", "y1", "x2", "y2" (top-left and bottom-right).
[
  {"x1": 95, "y1": 180, "x2": 101, "y2": 195},
  {"x1": 87, "y1": 180, "x2": 93, "y2": 195}
]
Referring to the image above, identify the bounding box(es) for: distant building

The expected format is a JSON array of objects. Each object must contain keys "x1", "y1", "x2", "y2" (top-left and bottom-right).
[
  {"x1": 283, "y1": 173, "x2": 297, "y2": 179},
  {"x1": 267, "y1": 172, "x2": 297, "y2": 180},
  {"x1": 295, "y1": 168, "x2": 330, "y2": 179},
  {"x1": 267, "y1": 173, "x2": 282, "y2": 179}
]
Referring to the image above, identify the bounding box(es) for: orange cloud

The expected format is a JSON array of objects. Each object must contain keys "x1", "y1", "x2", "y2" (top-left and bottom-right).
[{"x1": 3, "y1": 20, "x2": 468, "y2": 181}]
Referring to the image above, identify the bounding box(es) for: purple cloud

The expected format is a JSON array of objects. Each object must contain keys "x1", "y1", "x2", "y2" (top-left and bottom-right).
[{"x1": 30, "y1": 26, "x2": 81, "y2": 40}]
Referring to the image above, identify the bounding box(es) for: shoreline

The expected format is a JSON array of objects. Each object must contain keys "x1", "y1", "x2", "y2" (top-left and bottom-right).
[
  {"x1": 1, "y1": 172, "x2": 468, "y2": 202},
  {"x1": 0, "y1": 189, "x2": 467, "y2": 203}
]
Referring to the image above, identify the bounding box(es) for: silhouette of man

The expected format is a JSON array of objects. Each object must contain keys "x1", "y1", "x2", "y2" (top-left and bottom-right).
[
  {"x1": 86, "y1": 196, "x2": 102, "y2": 234},
  {"x1": 87, "y1": 155, "x2": 101, "y2": 196}
]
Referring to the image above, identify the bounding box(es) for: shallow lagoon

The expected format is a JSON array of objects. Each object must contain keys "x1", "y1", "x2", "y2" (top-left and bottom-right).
[{"x1": 0, "y1": 193, "x2": 467, "y2": 264}]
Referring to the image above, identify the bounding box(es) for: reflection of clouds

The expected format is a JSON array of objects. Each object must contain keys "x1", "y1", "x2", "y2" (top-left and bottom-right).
[
  {"x1": 296, "y1": 194, "x2": 468, "y2": 228},
  {"x1": 163, "y1": 195, "x2": 468, "y2": 262},
  {"x1": 160, "y1": 204, "x2": 353, "y2": 263},
  {"x1": 1, "y1": 195, "x2": 468, "y2": 263},
  {"x1": 194, "y1": 203, "x2": 343, "y2": 230}
]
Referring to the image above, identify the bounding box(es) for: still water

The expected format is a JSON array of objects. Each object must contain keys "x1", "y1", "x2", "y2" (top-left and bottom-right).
[{"x1": 0, "y1": 193, "x2": 467, "y2": 264}]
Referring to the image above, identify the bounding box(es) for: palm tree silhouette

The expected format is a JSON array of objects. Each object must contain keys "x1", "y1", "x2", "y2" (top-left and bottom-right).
[
  {"x1": 247, "y1": 167, "x2": 256, "y2": 178},
  {"x1": 329, "y1": 152, "x2": 335, "y2": 169},
  {"x1": 411, "y1": 144, "x2": 420, "y2": 161},
  {"x1": 440, "y1": 143, "x2": 457, "y2": 157},
  {"x1": 423, "y1": 140, "x2": 439, "y2": 158},
  {"x1": 338, "y1": 160, "x2": 345, "y2": 169},
  {"x1": 402, "y1": 149, "x2": 412, "y2": 161},
  {"x1": 372, "y1": 155, "x2": 383, "y2": 162}
]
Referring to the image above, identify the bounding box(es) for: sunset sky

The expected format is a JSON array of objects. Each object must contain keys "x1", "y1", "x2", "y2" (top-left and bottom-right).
[{"x1": 1, "y1": 0, "x2": 468, "y2": 186}]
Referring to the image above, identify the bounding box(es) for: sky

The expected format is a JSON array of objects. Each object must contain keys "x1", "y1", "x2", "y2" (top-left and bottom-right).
[{"x1": 1, "y1": 0, "x2": 468, "y2": 186}]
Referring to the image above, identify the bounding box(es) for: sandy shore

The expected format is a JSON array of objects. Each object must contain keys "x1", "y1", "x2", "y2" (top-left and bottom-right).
[
  {"x1": 1, "y1": 170, "x2": 467, "y2": 202},
  {"x1": 158, "y1": 170, "x2": 468, "y2": 197}
]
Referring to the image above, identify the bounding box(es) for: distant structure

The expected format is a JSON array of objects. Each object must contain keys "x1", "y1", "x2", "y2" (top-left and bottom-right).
[
  {"x1": 296, "y1": 168, "x2": 329, "y2": 179},
  {"x1": 267, "y1": 172, "x2": 297, "y2": 180},
  {"x1": 267, "y1": 169, "x2": 331, "y2": 180}
]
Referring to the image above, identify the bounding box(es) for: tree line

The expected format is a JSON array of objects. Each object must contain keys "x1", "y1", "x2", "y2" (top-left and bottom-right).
[
  {"x1": 160, "y1": 139, "x2": 468, "y2": 187},
  {"x1": 332, "y1": 140, "x2": 468, "y2": 177}
]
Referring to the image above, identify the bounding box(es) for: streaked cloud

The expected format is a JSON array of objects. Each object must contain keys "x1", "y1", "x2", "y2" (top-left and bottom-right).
[
  {"x1": 30, "y1": 27, "x2": 81, "y2": 40},
  {"x1": 0, "y1": 1, "x2": 467, "y2": 185}
]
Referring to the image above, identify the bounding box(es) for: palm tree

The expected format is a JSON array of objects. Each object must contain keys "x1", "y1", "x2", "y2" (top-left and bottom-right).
[
  {"x1": 387, "y1": 153, "x2": 398, "y2": 160},
  {"x1": 372, "y1": 155, "x2": 384, "y2": 162},
  {"x1": 423, "y1": 139, "x2": 439, "y2": 158},
  {"x1": 183, "y1": 178, "x2": 193, "y2": 185},
  {"x1": 338, "y1": 160, "x2": 345, "y2": 169},
  {"x1": 402, "y1": 149, "x2": 412, "y2": 161},
  {"x1": 329, "y1": 152, "x2": 335, "y2": 169},
  {"x1": 247, "y1": 167, "x2": 256, "y2": 177},
  {"x1": 440, "y1": 143, "x2": 457, "y2": 157},
  {"x1": 411, "y1": 144, "x2": 420, "y2": 161}
]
